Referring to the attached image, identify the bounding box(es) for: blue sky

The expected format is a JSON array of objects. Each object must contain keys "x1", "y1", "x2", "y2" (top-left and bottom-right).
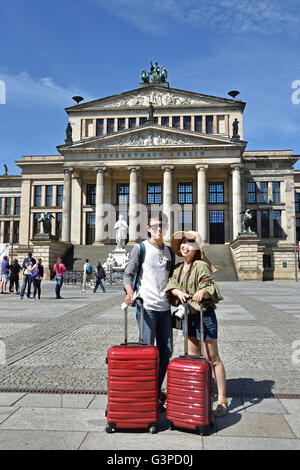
[{"x1": 0, "y1": 0, "x2": 300, "y2": 173}]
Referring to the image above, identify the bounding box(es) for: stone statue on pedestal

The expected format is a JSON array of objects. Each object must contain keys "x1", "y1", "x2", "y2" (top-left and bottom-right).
[
  {"x1": 114, "y1": 215, "x2": 128, "y2": 249},
  {"x1": 38, "y1": 212, "x2": 54, "y2": 235},
  {"x1": 240, "y1": 209, "x2": 255, "y2": 234}
]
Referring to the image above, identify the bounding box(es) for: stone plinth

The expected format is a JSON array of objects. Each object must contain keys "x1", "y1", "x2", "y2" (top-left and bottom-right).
[
  {"x1": 28, "y1": 239, "x2": 72, "y2": 279},
  {"x1": 230, "y1": 233, "x2": 262, "y2": 281}
]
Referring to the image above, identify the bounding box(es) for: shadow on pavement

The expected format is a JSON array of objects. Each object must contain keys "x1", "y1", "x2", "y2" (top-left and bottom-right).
[{"x1": 226, "y1": 378, "x2": 275, "y2": 398}]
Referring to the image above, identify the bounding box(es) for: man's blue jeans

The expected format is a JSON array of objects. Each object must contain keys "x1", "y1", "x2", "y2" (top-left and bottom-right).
[
  {"x1": 20, "y1": 274, "x2": 32, "y2": 298},
  {"x1": 136, "y1": 303, "x2": 173, "y2": 392}
]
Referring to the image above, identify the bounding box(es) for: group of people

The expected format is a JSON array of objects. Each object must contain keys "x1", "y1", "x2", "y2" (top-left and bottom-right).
[
  {"x1": 82, "y1": 259, "x2": 107, "y2": 294},
  {"x1": 123, "y1": 212, "x2": 228, "y2": 418},
  {"x1": 1, "y1": 253, "x2": 44, "y2": 299}
]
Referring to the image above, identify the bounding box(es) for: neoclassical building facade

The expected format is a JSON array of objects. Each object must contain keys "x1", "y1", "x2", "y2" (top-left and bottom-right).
[{"x1": 1, "y1": 73, "x2": 300, "y2": 279}]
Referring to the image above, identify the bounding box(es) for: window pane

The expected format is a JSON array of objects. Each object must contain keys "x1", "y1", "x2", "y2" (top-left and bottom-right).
[
  {"x1": 179, "y1": 211, "x2": 193, "y2": 231},
  {"x1": 87, "y1": 184, "x2": 96, "y2": 205},
  {"x1": 172, "y1": 116, "x2": 180, "y2": 128},
  {"x1": 33, "y1": 213, "x2": 41, "y2": 235},
  {"x1": 259, "y1": 182, "x2": 268, "y2": 203},
  {"x1": 210, "y1": 210, "x2": 224, "y2": 223},
  {"x1": 0, "y1": 197, "x2": 2, "y2": 215},
  {"x1": 46, "y1": 186, "x2": 53, "y2": 206},
  {"x1": 209, "y1": 183, "x2": 224, "y2": 204},
  {"x1": 129, "y1": 118, "x2": 136, "y2": 128},
  {"x1": 57, "y1": 185, "x2": 63, "y2": 206},
  {"x1": 206, "y1": 116, "x2": 213, "y2": 133},
  {"x1": 5, "y1": 197, "x2": 11, "y2": 215},
  {"x1": 118, "y1": 118, "x2": 125, "y2": 131},
  {"x1": 56, "y1": 212, "x2": 62, "y2": 239},
  {"x1": 34, "y1": 186, "x2": 42, "y2": 206},
  {"x1": 139, "y1": 117, "x2": 147, "y2": 126},
  {"x1": 86, "y1": 212, "x2": 95, "y2": 245},
  {"x1": 178, "y1": 183, "x2": 192, "y2": 204},
  {"x1": 96, "y1": 119, "x2": 104, "y2": 136},
  {"x1": 183, "y1": 116, "x2": 191, "y2": 130},
  {"x1": 273, "y1": 210, "x2": 282, "y2": 238},
  {"x1": 248, "y1": 182, "x2": 257, "y2": 204},
  {"x1": 15, "y1": 197, "x2": 21, "y2": 215},
  {"x1": 13, "y1": 221, "x2": 19, "y2": 243},
  {"x1": 147, "y1": 184, "x2": 162, "y2": 204},
  {"x1": 107, "y1": 119, "x2": 115, "y2": 134},
  {"x1": 161, "y1": 117, "x2": 169, "y2": 127},
  {"x1": 296, "y1": 192, "x2": 300, "y2": 212},
  {"x1": 195, "y1": 116, "x2": 202, "y2": 132},
  {"x1": 272, "y1": 182, "x2": 280, "y2": 203},
  {"x1": 261, "y1": 210, "x2": 269, "y2": 238},
  {"x1": 117, "y1": 184, "x2": 129, "y2": 205}
]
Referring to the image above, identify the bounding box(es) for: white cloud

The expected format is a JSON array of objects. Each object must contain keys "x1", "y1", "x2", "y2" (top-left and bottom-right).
[
  {"x1": 0, "y1": 70, "x2": 94, "y2": 108},
  {"x1": 91, "y1": 0, "x2": 300, "y2": 36}
]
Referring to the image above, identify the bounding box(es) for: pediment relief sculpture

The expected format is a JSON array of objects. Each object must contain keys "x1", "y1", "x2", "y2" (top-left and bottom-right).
[
  {"x1": 101, "y1": 91, "x2": 210, "y2": 109},
  {"x1": 98, "y1": 131, "x2": 207, "y2": 147}
]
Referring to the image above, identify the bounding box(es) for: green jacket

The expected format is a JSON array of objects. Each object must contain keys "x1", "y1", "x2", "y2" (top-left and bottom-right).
[{"x1": 165, "y1": 260, "x2": 223, "y2": 314}]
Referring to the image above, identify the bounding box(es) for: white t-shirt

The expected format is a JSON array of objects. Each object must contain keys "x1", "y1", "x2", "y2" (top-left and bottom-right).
[{"x1": 135, "y1": 240, "x2": 172, "y2": 311}]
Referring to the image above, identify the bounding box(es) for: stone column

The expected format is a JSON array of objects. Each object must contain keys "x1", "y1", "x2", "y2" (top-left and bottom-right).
[
  {"x1": 62, "y1": 168, "x2": 72, "y2": 242},
  {"x1": 162, "y1": 165, "x2": 174, "y2": 242},
  {"x1": 94, "y1": 167, "x2": 107, "y2": 245},
  {"x1": 128, "y1": 166, "x2": 140, "y2": 244},
  {"x1": 196, "y1": 164, "x2": 208, "y2": 244},
  {"x1": 231, "y1": 164, "x2": 242, "y2": 239}
]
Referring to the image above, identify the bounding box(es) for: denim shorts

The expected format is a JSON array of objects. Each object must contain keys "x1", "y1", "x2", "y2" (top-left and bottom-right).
[{"x1": 182, "y1": 307, "x2": 218, "y2": 341}]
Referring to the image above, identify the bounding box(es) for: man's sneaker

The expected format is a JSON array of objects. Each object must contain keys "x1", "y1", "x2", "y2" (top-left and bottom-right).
[{"x1": 20, "y1": 296, "x2": 23, "y2": 300}]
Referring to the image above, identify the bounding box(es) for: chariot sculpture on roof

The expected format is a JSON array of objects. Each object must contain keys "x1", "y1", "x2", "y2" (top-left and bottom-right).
[{"x1": 141, "y1": 60, "x2": 168, "y2": 84}]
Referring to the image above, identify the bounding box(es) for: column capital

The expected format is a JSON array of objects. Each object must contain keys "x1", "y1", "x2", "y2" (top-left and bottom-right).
[
  {"x1": 161, "y1": 165, "x2": 174, "y2": 171},
  {"x1": 96, "y1": 166, "x2": 107, "y2": 174},
  {"x1": 196, "y1": 164, "x2": 209, "y2": 171},
  {"x1": 63, "y1": 167, "x2": 73, "y2": 176},
  {"x1": 128, "y1": 165, "x2": 140, "y2": 172},
  {"x1": 230, "y1": 163, "x2": 243, "y2": 171}
]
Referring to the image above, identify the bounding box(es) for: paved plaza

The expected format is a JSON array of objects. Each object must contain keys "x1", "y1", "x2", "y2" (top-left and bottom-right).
[{"x1": 0, "y1": 280, "x2": 300, "y2": 450}]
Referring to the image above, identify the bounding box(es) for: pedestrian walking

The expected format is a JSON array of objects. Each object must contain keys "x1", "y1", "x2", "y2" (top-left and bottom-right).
[
  {"x1": 1, "y1": 255, "x2": 10, "y2": 294},
  {"x1": 53, "y1": 257, "x2": 66, "y2": 299},
  {"x1": 93, "y1": 261, "x2": 106, "y2": 293},
  {"x1": 123, "y1": 212, "x2": 175, "y2": 411},
  {"x1": 20, "y1": 252, "x2": 36, "y2": 299},
  {"x1": 31, "y1": 258, "x2": 44, "y2": 300},
  {"x1": 165, "y1": 231, "x2": 228, "y2": 417},
  {"x1": 82, "y1": 259, "x2": 93, "y2": 293},
  {"x1": 8, "y1": 259, "x2": 22, "y2": 294}
]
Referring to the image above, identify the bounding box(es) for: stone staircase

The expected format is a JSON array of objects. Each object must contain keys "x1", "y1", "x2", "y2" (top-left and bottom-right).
[{"x1": 69, "y1": 243, "x2": 238, "y2": 281}]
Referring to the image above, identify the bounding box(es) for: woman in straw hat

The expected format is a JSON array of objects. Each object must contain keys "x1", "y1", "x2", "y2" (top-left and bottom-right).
[{"x1": 165, "y1": 230, "x2": 228, "y2": 417}]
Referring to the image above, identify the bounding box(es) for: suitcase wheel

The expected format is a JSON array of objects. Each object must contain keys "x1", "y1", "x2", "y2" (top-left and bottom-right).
[{"x1": 105, "y1": 423, "x2": 116, "y2": 434}]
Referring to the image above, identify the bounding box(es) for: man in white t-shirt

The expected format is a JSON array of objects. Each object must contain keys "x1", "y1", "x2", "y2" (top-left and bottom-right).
[{"x1": 123, "y1": 212, "x2": 175, "y2": 411}]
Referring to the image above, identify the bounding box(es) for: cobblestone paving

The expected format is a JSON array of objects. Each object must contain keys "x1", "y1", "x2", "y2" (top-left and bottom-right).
[{"x1": 0, "y1": 281, "x2": 300, "y2": 395}]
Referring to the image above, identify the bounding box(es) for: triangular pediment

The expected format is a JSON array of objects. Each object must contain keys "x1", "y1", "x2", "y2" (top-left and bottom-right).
[
  {"x1": 59, "y1": 125, "x2": 245, "y2": 152},
  {"x1": 65, "y1": 85, "x2": 245, "y2": 111}
]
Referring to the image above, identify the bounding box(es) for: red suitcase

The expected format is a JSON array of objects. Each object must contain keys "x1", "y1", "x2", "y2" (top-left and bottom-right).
[
  {"x1": 106, "y1": 298, "x2": 159, "y2": 433},
  {"x1": 167, "y1": 299, "x2": 213, "y2": 435}
]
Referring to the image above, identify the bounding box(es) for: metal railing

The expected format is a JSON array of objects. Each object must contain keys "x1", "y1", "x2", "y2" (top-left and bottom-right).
[{"x1": 63, "y1": 270, "x2": 123, "y2": 286}]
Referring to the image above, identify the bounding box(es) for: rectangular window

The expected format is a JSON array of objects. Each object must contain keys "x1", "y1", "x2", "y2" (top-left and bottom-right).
[
  {"x1": 139, "y1": 117, "x2": 147, "y2": 126},
  {"x1": 206, "y1": 116, "x2": 213, "y2": 133},
  {"x1": 56, "y1": 213, "x2": 62, "y2": 239},
  {"x1": 117, "y1": 184, "x2": 129, "y2": 205},
  {"x1": 210, "y1": 210, "x2": 224, "y2": 223},
  {"x1": 272, "y1": 182, "x2": 280, "y2": 203},
  {"x1": 5, "y1": 197, "x2": 11, "y2": 215},
  {"x1": 195, "y1": 116, "x2": 202, "y2": 132},
  {"x1": 259, "y1": 182, "x2": 268, "y2": 203},
  {"x1": 129, "y1": 117, "x2": 136, "y2": 128},
  {"x1": 178, "y1": 183, "x2": 193, "y2": 204},
  {"x1": 34, "y1": 186, "x2": 42, "y2": 207},
  {"x1": 118, "y1": 118, "x2": 125, "y2": 131},
  {"x1": 179, "y1": 210, "x2": 193, "y2": 231},
  {"x1": 86, "y1": 212, "x2": 95, "y2": 245},
  {"x1": 261, "y1": 210, "x2": 270, "y2": 238},
  {"x1": 4, "y1": 221, "x2": 10, "y2": 243},
  {"x1": 147, "y1": 184, "x2": 162, "y2": 204},
  {"x1": 15, "y1": 197, "x2": 21, "y2": 215},
  {"x1": 107, "y1": 118, "x2": 115, "y2": 134},
  {"x1": 96, "y1": 119, "x2": 104, "y2": 136},
  {"x1": 172, "y1": 116, "x2": 180, "y2": 128},
  {"x1": 161, "y1": 117, "x2": 169, "y2": 127},
  {"x1": 209, "y1": 183, "x2": 224, "y2": 204},
  {"x1": 0, "y1": 197, "x2": 2, "y2": 215},
  {"x1": 183, "y1": 116, "x2": 191, "y2": 131},
  {"x1": 57, "y1": 185, "x2": 63, "y2": 206},
  {"x1": 33, "y1": 213, "x2": 41, "y2": 236},
  {"x1": 248, "y1": 182, "x2": 257, "y2": 204},
  {"x1": 250, "y1": 210, "x2": 257, "y2": 233},
  {"x1": 273, "y1": 210, "x2": 282, "y2": 238},
  {"x1": 296, "y1": 192, "x2": 300, "y2": 212},
  {"x1": 154, "y1": 117, "x2": 158, "y2": 124},
  {"x1": 45, "y1": 186, "x2": 53, "y2": 207},
  {"x1": 13, "y1": 221, "x2": 19, "y2": 243},
  {"x1": 86, "y1": 184, "x2": 96, "y2": 205}
]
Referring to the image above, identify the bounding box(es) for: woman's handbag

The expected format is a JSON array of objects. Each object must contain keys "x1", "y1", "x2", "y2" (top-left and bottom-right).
[{"x1": 30, "y1": 266, "x2": 39, "y2": 279}]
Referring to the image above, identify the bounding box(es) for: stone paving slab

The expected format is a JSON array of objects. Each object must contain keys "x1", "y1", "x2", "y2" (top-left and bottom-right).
[
  {"x1": 203, "y1": 436, "x2": 300, "y2": 450},
  {"x1": 0, "y1": 430, "x2": 87, "y2": 450}
]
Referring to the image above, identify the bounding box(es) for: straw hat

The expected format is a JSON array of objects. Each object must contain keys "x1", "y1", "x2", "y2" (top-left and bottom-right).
[{"x1": 170, "y1": 230, "x2": 217, "y2": 273}]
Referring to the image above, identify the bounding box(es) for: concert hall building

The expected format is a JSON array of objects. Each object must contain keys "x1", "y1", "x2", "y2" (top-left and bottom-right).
[{"x1": 1, "y1": 67, "x2": 300, "y2": 280}]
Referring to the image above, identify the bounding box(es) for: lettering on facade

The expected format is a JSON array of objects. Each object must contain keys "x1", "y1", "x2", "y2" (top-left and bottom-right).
[{"x1": 98, "y1": 151, "x2": 205, "y2": 160}]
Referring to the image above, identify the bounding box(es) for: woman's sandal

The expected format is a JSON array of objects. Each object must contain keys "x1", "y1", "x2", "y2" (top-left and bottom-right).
[{"x1": 214, "y1": 399, "x2": 228, "y2": 417}]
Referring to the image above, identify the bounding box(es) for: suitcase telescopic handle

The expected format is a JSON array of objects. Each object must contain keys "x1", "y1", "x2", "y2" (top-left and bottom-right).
[
  {"x1": 122, "y1": 297, "x2": 145, "y2": 344},
  {"x1": 182, "y1": 296, "x2": 204, "y2": 358},
  {"x1": 135, "y1": 296, "x2": 144, "y2": 344}
]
